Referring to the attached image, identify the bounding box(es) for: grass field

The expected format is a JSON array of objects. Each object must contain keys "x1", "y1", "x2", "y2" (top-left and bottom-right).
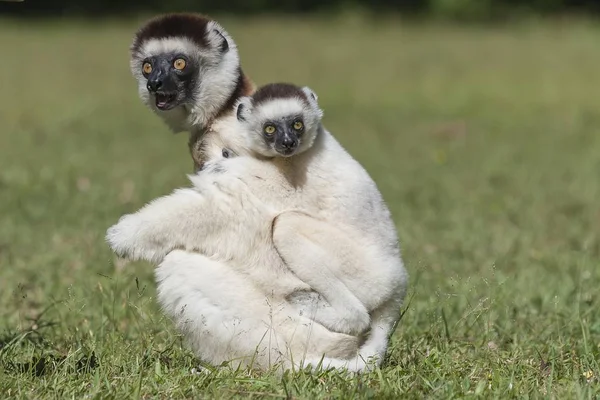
[{"x1": 1, "y1": 14, "x2": 600, "y2": 398}]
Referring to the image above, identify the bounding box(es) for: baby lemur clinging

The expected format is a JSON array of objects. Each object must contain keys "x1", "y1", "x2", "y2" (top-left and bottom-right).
[{"x1": 107, "y1": 82, "x2": 408, "y2": 371}]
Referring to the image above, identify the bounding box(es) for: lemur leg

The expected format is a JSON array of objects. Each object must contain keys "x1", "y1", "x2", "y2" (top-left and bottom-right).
[
  {"x1": 156, "y1": 250, "x2": 361, "y2": 372},
  {"x1": 272, "y1": 211, "x2": 370, "y2": 336},
  {"x1": 156, "y1": 250, "x2": 282, "y2": 371},
  {"x1": 300, "y1": 288, "x2": 406, "y2": 374},
  {"x1": 352, "y1": 290, "x2": 406, "y2": 370}
]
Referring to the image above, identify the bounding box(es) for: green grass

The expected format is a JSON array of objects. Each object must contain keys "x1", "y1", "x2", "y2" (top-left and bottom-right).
[{"x1": 1, "y1": 14, "x2": 600, "y2": 398}]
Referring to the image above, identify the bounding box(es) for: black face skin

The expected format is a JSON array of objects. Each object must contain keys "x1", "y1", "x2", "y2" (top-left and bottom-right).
[
  {"x1": 142, "y1": 52, "x2": 198, "y2": 111},
  {"x1": 263, "y1": 116, "x2": 305, "y2": 156}
]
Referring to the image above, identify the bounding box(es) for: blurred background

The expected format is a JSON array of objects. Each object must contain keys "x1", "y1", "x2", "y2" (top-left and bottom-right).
[{"x1": 1, "y1": 0, "x2": 599, "y2": 397}]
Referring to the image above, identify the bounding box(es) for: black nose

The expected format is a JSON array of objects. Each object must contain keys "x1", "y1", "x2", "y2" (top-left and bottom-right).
[
  {"x1": 281, "y1": 137, "x2": 298, "y2": 149},
  {"x1": 147, "y1": 78, "x2": 162, "y2": 93}
]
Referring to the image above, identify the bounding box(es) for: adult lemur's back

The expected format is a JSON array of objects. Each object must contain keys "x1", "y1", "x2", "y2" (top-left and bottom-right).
[
  {"x1": 206, "y1": 84, "x2": 408, "y2": 360},
  {"x1": 207, "y1": 120, "x2": 406, "y2": 314},
  {"x1": 295, "y1": 129, "x2": 405, "y2": 302},
  {"x1": 300, "y1": 129, "x2": 400, "y2": 254}
]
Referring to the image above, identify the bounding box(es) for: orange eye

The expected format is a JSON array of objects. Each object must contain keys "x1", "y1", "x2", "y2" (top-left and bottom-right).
[
  {"x1": 173, "y1": 58, "x2": 186, "y2": 70},
  {"x1": 142, "y1": 62, "x2": 152, "y2": 75}
]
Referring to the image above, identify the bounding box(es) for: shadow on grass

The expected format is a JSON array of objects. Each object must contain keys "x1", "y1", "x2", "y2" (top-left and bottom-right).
[{"x1": 0, "y1": 303, "x2": 98, "y2": 377}]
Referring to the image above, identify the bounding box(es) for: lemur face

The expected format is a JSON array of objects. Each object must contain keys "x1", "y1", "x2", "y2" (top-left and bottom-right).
[
  {"x1": 260, "y1": 115, "x2": 306, "y2": 156},
  {"x1": 236, "y1": 83, "x2": 323, "y2": 158},
  {"x1": 130, "y1": 14, "x2": 238, "y2": 116},
  {"x1": 140, "y1": 52, "x2": 198, "y2": 111}
]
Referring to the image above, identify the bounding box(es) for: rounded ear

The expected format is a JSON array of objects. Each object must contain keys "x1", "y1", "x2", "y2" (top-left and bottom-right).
[
  {"x1": 301, "y1": 86, "x2": 318, "y2": 103},
  {"x1": 301, "y1": 86, "x2": 324, "y2": 119},
  {"x1": 236, "y1": 97, "x2": 253, "y2": 122},
  {"x1": 214, "y1": 30, "x2": 229, "y2": 52},
  {"x1": 206, "y1": 21, "x2": 231, "y2": 53}
]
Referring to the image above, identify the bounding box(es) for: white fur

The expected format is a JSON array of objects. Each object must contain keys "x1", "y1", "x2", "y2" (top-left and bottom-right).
[
  {"x1": 254, "y1": 98, "x2": 310, "y2": 121},
  {"x1": 155, "y1": 250, "x2": 361, "y2": 371},
  {"x1": 107, "y1": 107, "x2": 408, "y2": 371},
  {"x1": 106, "y1": 135, "x2": 371, "y2": 371},
  {"x1": 130, "y1": 20, "x2": 241, "y2": 133}
]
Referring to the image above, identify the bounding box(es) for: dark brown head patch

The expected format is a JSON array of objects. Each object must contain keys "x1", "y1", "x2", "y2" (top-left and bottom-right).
[
  {"x1": 251, "y1": 83, "x2": 309, "y2": 106},
  {"x1": 131, "y1": 13, "x2": 212, "y2": 56}
]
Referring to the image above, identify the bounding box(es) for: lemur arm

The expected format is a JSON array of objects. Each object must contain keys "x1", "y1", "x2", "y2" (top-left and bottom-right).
[
  {"x1": 106, "y1": 188, "x2": 213, "y2": 264},
  {"x1": 105, "y1": 170, "x2": 261, "y2": 265},
  {"x1": 272, "y1": 211, "x2": 371, "y2": 336}
]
